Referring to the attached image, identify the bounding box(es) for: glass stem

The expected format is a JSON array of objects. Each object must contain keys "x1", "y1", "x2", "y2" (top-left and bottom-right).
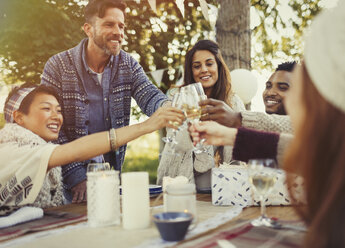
[{"x1": 260, "y1": 195, "x2": 266, "y2": 218}]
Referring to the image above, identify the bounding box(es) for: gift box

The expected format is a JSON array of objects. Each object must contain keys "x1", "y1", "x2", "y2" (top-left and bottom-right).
[{"x1": 211, "y1": 166, "x2": 304, "y2": 206}]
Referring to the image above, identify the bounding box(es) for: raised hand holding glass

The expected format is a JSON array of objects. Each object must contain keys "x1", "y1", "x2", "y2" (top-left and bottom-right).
[{"x1": 162, "y1": 92, "x2": 183, "y2": 145}]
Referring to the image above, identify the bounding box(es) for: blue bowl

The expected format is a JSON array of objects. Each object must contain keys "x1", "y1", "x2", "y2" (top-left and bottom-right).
[{"x1": 153, "y1": 212, "x2": 193, "y2": 242}]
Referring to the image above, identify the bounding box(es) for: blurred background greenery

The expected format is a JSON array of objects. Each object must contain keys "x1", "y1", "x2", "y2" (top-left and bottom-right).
[{"x1": 122, "y1": 131, "x2": 160, "y2": 184}]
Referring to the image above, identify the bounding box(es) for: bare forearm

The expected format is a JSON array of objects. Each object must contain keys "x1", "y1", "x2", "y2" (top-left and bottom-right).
[
  {"x1": 49, "y1": 123, "x2": 149, "y2": 168},
  {"x1": 116, "y1": 122, "x2": 150, "y2": 147}
]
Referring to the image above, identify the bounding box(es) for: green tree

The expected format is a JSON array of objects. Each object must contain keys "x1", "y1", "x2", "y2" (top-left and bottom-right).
[
  {"x1": 0, "y1": 0, "x2": 85, "y2": 85},
  {"x1": 0, "y1": 0, "x2": 323, "y2": 88},
  {"x1": 0, "y1": 0, "x2": 214, "y2": 92},
  {"x1": 0, "y1": 0, "x2": 324, "y2": 102}
]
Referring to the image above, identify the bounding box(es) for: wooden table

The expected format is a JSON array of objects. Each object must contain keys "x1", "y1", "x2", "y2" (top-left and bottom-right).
[
  {"x1": 47, "y1": 194, "x2": 298, "y2": 220},
  {"x1": 1, "y1": 194, "x2": 300, "y2": 248}
]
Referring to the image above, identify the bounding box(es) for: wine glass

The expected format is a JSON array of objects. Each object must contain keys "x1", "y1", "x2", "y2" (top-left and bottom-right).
[
  {"x1": 180, "y1": 86, "x2": 207, "y2": 154},
  {"x1": 247, "y1": 158, "x2": 278, "y2": 227},
  {"x1": 189, "y1": 82, "x2": 206, "y2": 100},
  {"x1": 182, "y1": 83, "x2": 208, "y2": 154},
  {"x1": 162, "y1": 92, "x2": 183, "y2": 146}
]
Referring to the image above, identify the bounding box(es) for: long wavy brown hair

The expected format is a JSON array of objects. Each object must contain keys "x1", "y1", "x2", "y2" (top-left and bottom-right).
[
  {"x1": 184, "y1": 39, "x2": 233, "y2": 106},
  {"x1": 284, "y1": 63, "x2": 345, "y2": 247},
  {"x1": 184, "y1": 39, "x2": 234, "y2": 164}
]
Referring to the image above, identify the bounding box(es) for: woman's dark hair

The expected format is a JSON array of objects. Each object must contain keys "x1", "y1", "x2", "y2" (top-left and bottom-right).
[
  {"x1": 284, "y1": 63, "x2": 345, "y2": 247},
  {"x1": 4, "y1": 83, "x2": 61, "y2": 115},
  {"x1": 84, "y1": 0, "x2": 126, "y2": 23},
  {"x1": 184, "y1": 39, "x2": 233, "y2": 165},
  {"x1": 184, "y1": 39, "x2": 232, "y2": 106}
]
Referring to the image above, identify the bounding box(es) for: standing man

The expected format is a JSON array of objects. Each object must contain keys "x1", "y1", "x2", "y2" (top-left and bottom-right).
[
  {"x1": 41, "y1": 0, "x2": 169, "y2": 203},
  {"x1": 263, "y1": 62, "x2": 296, "y2": 115}
]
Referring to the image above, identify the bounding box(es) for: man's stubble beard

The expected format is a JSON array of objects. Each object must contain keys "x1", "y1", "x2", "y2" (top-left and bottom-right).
[{"x1": 93, "y1": 29, "x2": 120, "y2": 56}]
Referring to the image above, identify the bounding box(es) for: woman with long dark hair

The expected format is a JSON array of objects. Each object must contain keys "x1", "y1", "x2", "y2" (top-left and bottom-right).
[{"x1": 157, "y1": 40, "x2": 245, "y2": 191}]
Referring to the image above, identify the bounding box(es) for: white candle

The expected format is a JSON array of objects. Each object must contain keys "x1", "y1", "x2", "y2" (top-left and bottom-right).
[
  {"x1": 121, "y1": 172, "x2": 150, "y2": 230},
  {"x1": 87, "y1": 170, "x2": 120, "y2": 227}
]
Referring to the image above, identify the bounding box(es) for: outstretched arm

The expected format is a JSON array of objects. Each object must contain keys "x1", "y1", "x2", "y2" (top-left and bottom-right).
[
  {"x1": 190, "y1": 122, "x2": 288, "y2": 165},
  {"x1": 49, "y1": 107, "x2": 184, "y2": 168}
]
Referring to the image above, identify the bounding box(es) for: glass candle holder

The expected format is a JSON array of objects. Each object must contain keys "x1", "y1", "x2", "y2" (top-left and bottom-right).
[
  {"x1": 165, "y1": 183, "x2": 197, "y2": 221},
  {"x1": 87, "y1": 166, "x2": 120, "y2": 227}
]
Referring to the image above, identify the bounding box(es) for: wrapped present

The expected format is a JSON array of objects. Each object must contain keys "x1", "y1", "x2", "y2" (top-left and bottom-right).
[{"x1": 211, "y1": 165, "x2": 304, "y2": 206}]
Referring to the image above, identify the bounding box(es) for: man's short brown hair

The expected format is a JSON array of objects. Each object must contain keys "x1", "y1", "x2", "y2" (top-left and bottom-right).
[{"x1": 84, "y1": 0, "x2": 126, "y2": 23}]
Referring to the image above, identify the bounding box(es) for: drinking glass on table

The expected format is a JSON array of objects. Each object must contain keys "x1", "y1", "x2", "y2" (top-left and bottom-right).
[
  {"x1": 162, "y1": 92, "x2": 183, "y2": 146},
  {"x1": 247, "y1": 158, "x2": 278, "y2": 227}
]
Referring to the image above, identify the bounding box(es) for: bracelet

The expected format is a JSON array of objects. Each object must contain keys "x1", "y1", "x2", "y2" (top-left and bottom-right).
[
  {"x1": 107, "y1": 130, "x2": 111, "y2": 149},
  {"x1": 109, "y1": 128, "x2": 117, "y2": 151}
]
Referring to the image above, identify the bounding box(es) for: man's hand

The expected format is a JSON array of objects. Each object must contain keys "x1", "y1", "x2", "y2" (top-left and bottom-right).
[
  {"x1": 71, "y1": 180, "x2": 87, "y2": 203},
  {"x1": 199, "y1": 98, "x2": 242, "y2": 128}
]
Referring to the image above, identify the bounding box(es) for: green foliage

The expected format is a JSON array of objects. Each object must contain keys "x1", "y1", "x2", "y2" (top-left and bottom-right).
[
  {"x1": 122, "y1": 131, "x2": 160, "y2": 184},
  {"x1": 123, "y1": 0, "x2": 217, "y2": 92},
  {"x1": 0, "y1": 0, "x2": 323, "y2": 120},
  {"x1": 0, "y1": 0, "x2": 214, "y2": 91},
  {"x1": 122, "y1": 156, "x2": 159, "y2": 184},
  {"x1": 0, "y1": 0, "x2": 85, "y2": 85},
  {"x1": 251, "y1": 0, "x2": 322, "y2": 69}
]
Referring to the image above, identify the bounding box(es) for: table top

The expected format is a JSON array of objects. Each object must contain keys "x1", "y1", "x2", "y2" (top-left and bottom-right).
[
  {"x1": 1, "y1": 194, "x2": 302, "y2": 248},
  {"x1": 45, "y1": 194, "x2": 298, "y2": 220}
]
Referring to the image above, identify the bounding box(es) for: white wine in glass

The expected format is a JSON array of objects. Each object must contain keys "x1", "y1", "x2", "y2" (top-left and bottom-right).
[
  {"x1": 184, "y1": 105, "x2": 202, "y2": 121},
  {"x1": 249, "y1": 174, "x2": 277, "y2": 196},
  {"x1": 248, "y1": 158, "x2": 278, "y2": 227}
]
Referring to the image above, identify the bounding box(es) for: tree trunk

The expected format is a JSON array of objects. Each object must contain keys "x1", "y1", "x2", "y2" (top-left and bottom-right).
[{"x1": 216, "y1": 0, "x2": 251, "y2": 71}]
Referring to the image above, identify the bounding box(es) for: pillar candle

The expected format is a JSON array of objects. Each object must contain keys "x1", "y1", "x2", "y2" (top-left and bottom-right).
[{"x1": 121, "y1": 172, "x2": 150, "y2": 230}]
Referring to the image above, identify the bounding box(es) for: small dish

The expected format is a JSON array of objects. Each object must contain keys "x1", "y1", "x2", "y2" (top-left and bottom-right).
[{"x1": 152, "y1": 212, "x2": 193, "y2": 241}]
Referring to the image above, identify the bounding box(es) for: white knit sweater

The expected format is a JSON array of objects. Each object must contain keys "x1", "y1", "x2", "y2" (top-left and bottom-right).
[
  {"x1": 157, "y1": 94, "x2": 246, "y2": 188},
  {"x1": 0, "y1": 124, "x2": 64, "y2": 208}
]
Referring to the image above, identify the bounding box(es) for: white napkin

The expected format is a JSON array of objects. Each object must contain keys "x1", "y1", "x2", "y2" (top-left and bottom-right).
[{"x1": 0, "y1": 206, "x2": 43, "y2": 228}]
